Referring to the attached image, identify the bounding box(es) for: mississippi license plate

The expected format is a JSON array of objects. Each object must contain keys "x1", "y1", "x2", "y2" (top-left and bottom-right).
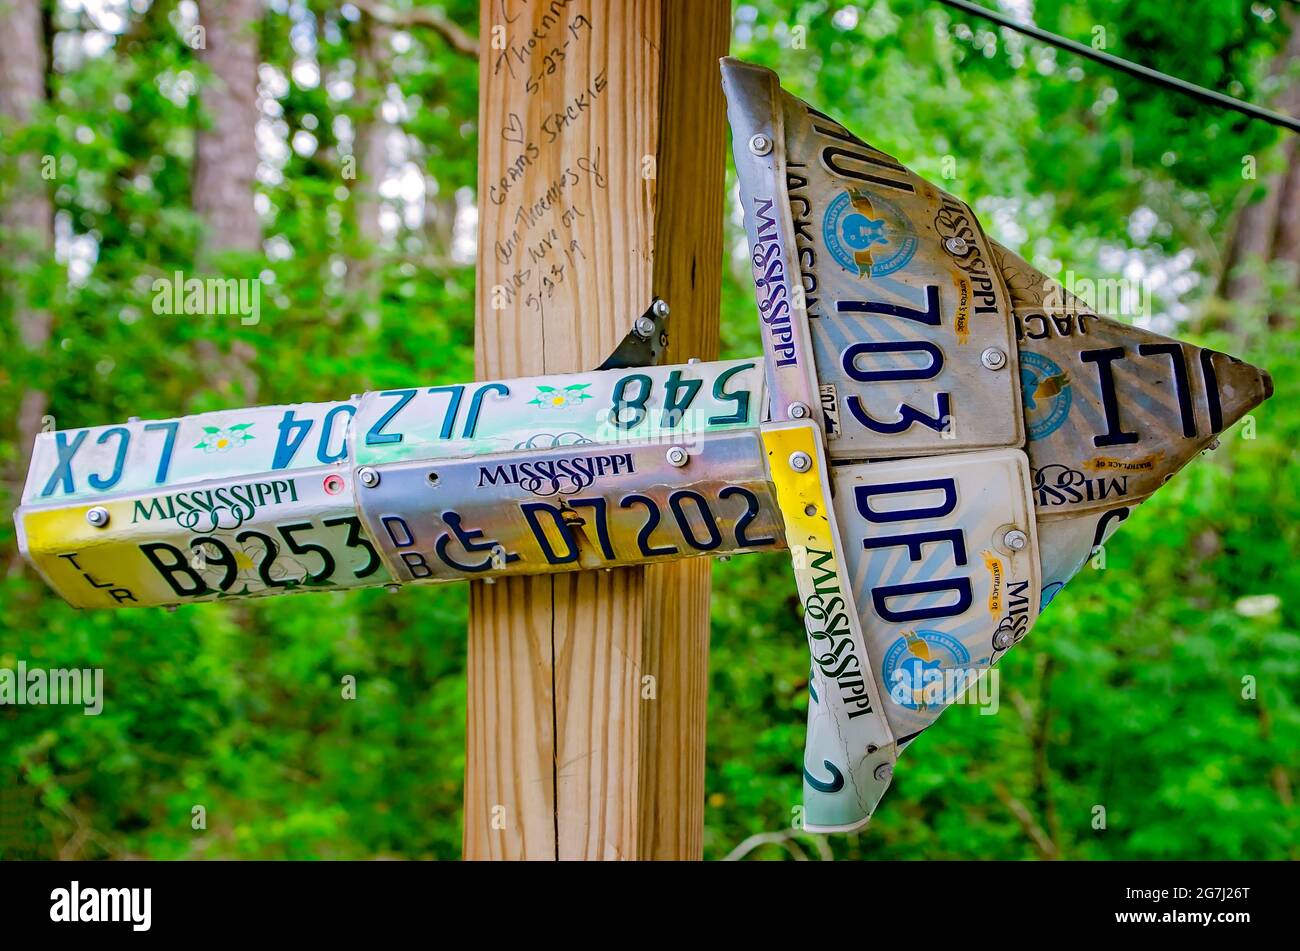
[
  {"x1": 355, "y1": 429, "x2": 784, "y2": 582},
  {"x1": 830, "y1": 448, "x2": 1040, "y2": 741},
  {"x1": 724, "y1": 57, "x2": 1023, "y2": 458},
  {"x1": 353, "y1": 358, "x2": 765, "y2": 468},
  {"x1": 782, "y1": 88, "x2": 1023, "y2": 459},
  {"x1": 22, "y1": 399, "x2": 360, "y2": 503},
  {"x1": 17, "y1": 468, "x2": 390, "y2": 608}
]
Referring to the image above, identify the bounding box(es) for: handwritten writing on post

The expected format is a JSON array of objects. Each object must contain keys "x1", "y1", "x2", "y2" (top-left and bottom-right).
[
  {"x1": 492, "y1": 1, "x2": 591, "y2": 94},
  {"x1": 488, "y1": 1, "x2": 612, "y2": 315}
]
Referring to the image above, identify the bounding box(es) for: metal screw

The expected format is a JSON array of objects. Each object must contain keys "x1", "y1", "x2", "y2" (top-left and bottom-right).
[
  {"x1": 86, "y1": 506, "x2": 109, "y2": 528},
  {"x1": 652, "y1": 299, "x2": 670, "y2": 319},
  {"x1": 358, "y1": 467, "x2": 380, "y2": 488},
  {"x1": 1003, "y1": 529, "x2": 1028, "y2": 551},
  {"x1": 666, "y1": 446, "x2": 689, "y2": 467},
  {"x1": 788, "y1": 401, "x2": 811, "y2": 420},
  {"x1": 943, "y1": 236, "x2": 969, "y2": 255},
  {"x1": 748, "y1": 133, "x2": 773, "y2": 156},
  {"x1": 386, "y1": 584, "x2": 400, "y2": 593},
  {"x1": 993, "y1": 630, "x2": 1015, "y2": 651},
  {"x1": 789, "y1": 451, "x2": 812, "y2": 473},
  {"x1": 634, "y1": 315, "x2": 656, "y2": 337},
  {"x1": 981, "y1": 347, "x2": 1007, "y2": 371},
  {"x1": 874, "y1": 763, "x2": 893, "y2": 783}
]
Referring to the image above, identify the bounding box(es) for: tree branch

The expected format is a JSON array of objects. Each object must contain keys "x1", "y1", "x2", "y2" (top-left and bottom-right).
[
  {"x1": 994, "y1": 782, "x2": 1059, "y2": 860},
  {"x1": 351, "y1": 0, "x2": 478, "y2": 58}
]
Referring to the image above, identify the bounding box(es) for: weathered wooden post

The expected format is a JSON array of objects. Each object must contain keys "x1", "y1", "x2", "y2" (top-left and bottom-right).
[{"x1": 464, "y1": 0, "x2": 731, "y2": 859}]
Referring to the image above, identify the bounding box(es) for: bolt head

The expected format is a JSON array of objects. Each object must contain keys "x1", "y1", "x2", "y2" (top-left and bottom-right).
[
  {"x1": 874, "y1": 763, "x2": 894, "y2": 783},
  {"x1": 634, "y1": 315, "x2": 656, "y2": 337},
  {"x1": 748, "y1": 133, "x2": 773, "y2": 156},
  {"x1": 358, "y1": 466, "x2": 380, "y2": 488},
  {"x1": 789, "y1": 451, "x2": 813, "y2": 473},
  {"x1": 788, "y1": 401, "x2": 810, "y2": 420},
  {"x1": 981, "y1": 346, "x2": 1007, "y2": 371},
  {"x1": 944, "y1": 236, "x2": 969, "y2": 255},
  {"x1": 652, "y1": 299, "x2": 670, "y2": 318},
  {"x1": 993, "y1": 630, "x2": 1016, "y2": 651},
  {"x1": 666, "y1": 446, "x2": 688, "y2": 467},
  {"x1": 1003, "y1": 529, "x2": 1028, "y2": 551},
  {"x1": 86, "y1": 506, "x2": 109, "y2": 528}
]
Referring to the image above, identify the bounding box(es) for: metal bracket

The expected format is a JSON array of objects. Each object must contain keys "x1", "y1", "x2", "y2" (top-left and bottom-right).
[{"x1": 595, "y1": 298, "x2": 670, "y2": 371}]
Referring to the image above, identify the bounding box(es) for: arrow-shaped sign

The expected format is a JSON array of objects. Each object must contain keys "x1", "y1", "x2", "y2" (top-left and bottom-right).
[
  {"x1": 12, "y1": 59, "x2": 1271, "y2": 834},
  {"x1": 721, "y1": 57, "x2": 1271, "y2": 830}
]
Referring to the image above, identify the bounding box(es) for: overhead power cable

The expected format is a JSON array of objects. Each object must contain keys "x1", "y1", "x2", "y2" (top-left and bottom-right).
[{"x1": 935, "y1": 0, "x2": 1300, "y2": 134}]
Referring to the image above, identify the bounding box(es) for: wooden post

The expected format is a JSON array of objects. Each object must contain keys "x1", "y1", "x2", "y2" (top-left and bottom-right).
[{"x1": 465, "y1": 0, "x2": 730, "y2": 860}]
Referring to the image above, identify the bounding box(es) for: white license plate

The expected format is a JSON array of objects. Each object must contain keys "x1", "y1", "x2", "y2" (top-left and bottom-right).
[
  {"x1": 17, "y1": 469, "x2": 390, "y2": 608},
  {"x1": 791, "y1": 150, "x2": 1023, "y2": 457},
  {"x1": 354, "y1": 429, "x2": 782, "y2": 581},
  {"x1": 726, "y1": 56, "x2": 1023, "y2": 457},
  {"x1": 830, "y1": 449, "x2": 1040, "y2": 741},
  {"x1": 22, "y1": 399, "x2": 359, "y2": 503},
  {"x1": 353, "y1": 358, "x2": 765, "y2": 467}
]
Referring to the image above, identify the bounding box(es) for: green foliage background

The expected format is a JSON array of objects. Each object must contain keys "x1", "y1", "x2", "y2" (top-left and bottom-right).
[{"x1": 0, "y1": 0, "x2": 1296, "y2": 860}]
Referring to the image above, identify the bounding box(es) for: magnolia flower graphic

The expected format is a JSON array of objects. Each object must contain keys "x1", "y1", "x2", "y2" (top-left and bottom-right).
[
  {"x1": 194, "y1": 423, "x2": 255, "y2": 453},
  {"x1": 529, "y1": 383, "x2": 592, "y2": 410}
]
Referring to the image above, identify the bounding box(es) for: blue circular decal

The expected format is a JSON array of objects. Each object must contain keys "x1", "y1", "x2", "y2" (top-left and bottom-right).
[
  {"x1": 1019, "y1": 350, "x2": 1073, "y2": 440},
  {"x1": 882, "y1": 630, "x2": 971, "y2": 711},
  {"x1": 822, "y1": 190, "x2": 917, "y2": 278}
]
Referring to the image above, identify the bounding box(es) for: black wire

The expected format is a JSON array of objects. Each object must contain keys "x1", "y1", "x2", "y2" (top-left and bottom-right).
[{"x1": 935, "y1": 0, "x2": 1300, "y2": 134}]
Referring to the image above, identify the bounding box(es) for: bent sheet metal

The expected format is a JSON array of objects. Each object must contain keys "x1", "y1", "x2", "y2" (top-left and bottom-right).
[
  {"x1": 16, "y1": 358, "x2": 772, "y2": 606},
  {"x1": 13, "y1": 57, "x2": 1272, "y2": 835},
  {"x1": 722, "y1": 56, "x2": 1270, "y2": 831}
]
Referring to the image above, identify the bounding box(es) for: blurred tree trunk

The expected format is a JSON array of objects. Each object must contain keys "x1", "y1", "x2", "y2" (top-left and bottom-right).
[
  {"x1": 348, "y1": 11, "x2": 391, "y2": 325},
  {"x1": 424, "y1": 184, "x2": 458, "y2": 264},
  {"x1": 355, "y1": 15, "x2": 389, "y2": 251},
  {"x1": 0, "y1": 0, "x2": 53, "y2": 487},
  {"x1": 194, "y1": 0, "x2": 261, "y2": 253},
  {"x1": 1220, "y1": 7, "x2": 1300, "y2": 326},
  {"x1": 194, "y1": 0, "x2": 262, "y2": 403},
  {"x1": 351, "y1": 2, "x2": 478, "y2": 306}
]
